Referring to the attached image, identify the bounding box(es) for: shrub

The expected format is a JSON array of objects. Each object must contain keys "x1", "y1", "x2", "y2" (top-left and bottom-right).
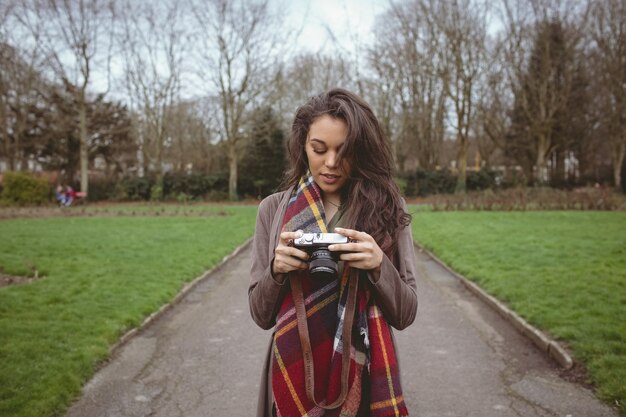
[
  {"x1": 163, "y1": 172, "x2": 229, "y2": 200},
  {"x1": 466, "y1": 169, "x2": 499, "y2": 191},
  {"x1": 206, "y1": 190, "x2": 229, "y2": 201},
  {"x1": 0, "y1": 171, "x2": 50, "y2": 206},
  {"x1": 394, "y1": 177, "x2": 408, "y2": 197},
  {"x1": 176, "y1": 192, "x2": 190, "y2": 204},
  {"x1": 427, "y1": 187, "x2": 626, "y2": 211},
  {"x1": 118, "y1": 176, "x2": 153, "y2": 201},
  {"x1": 150, "y1": 184, "x2": 163, "y2": 201},
  {"x1": 402, "y1": 169, "x2": 456, "y2": 197},
  {"x1": 88, "y1": 177, "x2": 118, "y2": 201}
]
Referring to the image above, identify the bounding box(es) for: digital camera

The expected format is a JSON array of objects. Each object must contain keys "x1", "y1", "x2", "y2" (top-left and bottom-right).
[{"x1": 293, "y1": 233, "x2": 350, "y2": 278}]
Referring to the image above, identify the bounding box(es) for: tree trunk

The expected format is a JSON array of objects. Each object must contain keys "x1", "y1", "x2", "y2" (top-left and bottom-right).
[
  {"x1": 455, "y1": 134, "x2": 468, "y2": 193},
  {"x1": 79, "y1": 90, "x2": 89, "y2": 196},
  {"x1": 551, "y1": 149, "x2": 565, "y2": 187},
  {"x1": 395, "y1": 139, "x2": 407, "y2": 173},
  {"x1": 0, "y1": 97, "x2": 13, "y2": 171},
  {"x1": 155, "y1": 127, "x2": 163, "y2": 198},
  {"x1": 228, "y1": 141, "x2": 238, "y2": 201},
  {"x1": 613, "y1": 138, "x2": 625, "y2": 189},
  {"x1": 14, "y1": 128, "x2": 22, "y2": 171},
  {"x1": 140, "y1": 130, "x2": 149, "y2": 178},
  {"x1": 536, "y1": 151, "x2": 546, "y2": 186},
  {"x1": 535, "y1": 133, "x2": 549, "y2": 185}
]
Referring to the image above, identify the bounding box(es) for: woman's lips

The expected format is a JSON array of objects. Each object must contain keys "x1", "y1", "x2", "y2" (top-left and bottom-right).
[{"x1": 320, "y1": 173, "x2": 340, "y2": 184}]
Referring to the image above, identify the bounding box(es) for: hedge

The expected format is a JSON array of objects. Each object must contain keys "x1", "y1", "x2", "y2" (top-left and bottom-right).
[{"x1": 0, "y1": 172, "x2": 50, "y2": 206}]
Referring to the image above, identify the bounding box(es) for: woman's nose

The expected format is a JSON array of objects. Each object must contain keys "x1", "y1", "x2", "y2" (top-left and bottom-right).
[{"x1": 325, "y1": 152, "x2": 337, "y2": 168}]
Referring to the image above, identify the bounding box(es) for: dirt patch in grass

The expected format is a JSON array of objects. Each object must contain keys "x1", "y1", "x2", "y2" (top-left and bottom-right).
[
  {"x1": 0, "y1": 273, "x2": 41, "y2": 288},
  {"x1": 559, "y1": 361, "x2": 593, "y2": 388}
]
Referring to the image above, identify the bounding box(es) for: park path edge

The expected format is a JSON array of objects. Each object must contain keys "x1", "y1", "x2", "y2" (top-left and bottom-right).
[
  {"x1": 414, "y1": 242, "x2": 574, "y2": 369},
  {"x1": 107, "y1": 237, "x2": 254, "y2": 357}
]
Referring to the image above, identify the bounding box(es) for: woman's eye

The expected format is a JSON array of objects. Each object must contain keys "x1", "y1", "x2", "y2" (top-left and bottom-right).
[{"x1": 313, "y1": 148, "x2": 326, "y2": 154}]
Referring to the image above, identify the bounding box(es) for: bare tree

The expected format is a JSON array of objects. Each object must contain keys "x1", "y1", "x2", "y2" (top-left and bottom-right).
[
  {"x1": 435, "y1": 0, "x2": 489, "y2": 192},
  {"x1": 11, "y1": 0, "x2": 116, "y2": 195},
  {"x1": 0, "y1": 44, "x2": 50, "y2": 172},
  {"x1": 161, "y1": 99, "x2": 219, "y2": 176},
  {"x1": 370, "y1": 0, "x2": 448, "y2": 172},
  {"x1": 1, "y1": 1, "x2": 50, "y2": 172},
  {"x1": 119, "y1": 0, "x2": 187, "y2": 193},
  {"x1": 272, "y1": 52, "x2": 356, "y2": 130},
  {"x1": 591, "y1": 0, "x2": 626, "y2": 189},
  {"x1": 476, "y1": 35, "x2": 512, "y2": 167},
  {"x1": 0, "y1": 2, "x2": 12, "y2": 170},
  {"x1": 189, "y1": 0, "x2": 283, "y2": 200},
  {"x1": 363, "y1": 53, "x2": 398, "y2": 156}
]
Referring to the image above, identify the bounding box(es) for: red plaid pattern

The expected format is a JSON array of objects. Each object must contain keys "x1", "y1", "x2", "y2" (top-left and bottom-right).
[{"x1": 272, "y1": 175, "x2": 408, "y2": 417}]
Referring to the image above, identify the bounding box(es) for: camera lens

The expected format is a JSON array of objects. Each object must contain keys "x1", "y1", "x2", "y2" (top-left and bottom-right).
[{"x1": 309, "y1": 248, "x2": 338, "y2": 278}]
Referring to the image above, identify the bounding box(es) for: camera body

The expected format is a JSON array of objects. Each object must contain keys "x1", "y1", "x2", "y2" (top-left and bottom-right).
[
  {"x1": 293, "y1": 233, "x2": 350, "y2": 278},
  {"x1": 293, "y1": 232, "x2": 349, "y2": 247}
]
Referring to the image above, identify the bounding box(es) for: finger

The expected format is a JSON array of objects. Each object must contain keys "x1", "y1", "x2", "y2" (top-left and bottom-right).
[
  {"x1": 281, "y1": 257, "x2": 309, "y2": 271},
  {"x1": 328, "y1": 242, "x2": 364, "y2": 252},
  {"x1": 280, "y1": 229, "x2": 304, "y2": 244},
  {"x1": 334, "y1": 227, "x2": 372, "y2": 242},
  {"x1": 339, "y1": 252, "x2": 368, "y2": 262},
  {"x1": 274, "y1": 258, "x2": 308, "y2": 274},
  {"x1": 278, "y1": 246, "x2": 309, "y2": 261},
  {"x1": 340, "y1": 255, "x2": 380, "y2": 271}
]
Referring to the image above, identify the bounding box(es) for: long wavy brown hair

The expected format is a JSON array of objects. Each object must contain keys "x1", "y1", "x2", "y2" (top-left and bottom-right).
[{"x1": 283, "y1": 88, "x2": 411, "y2": 255}]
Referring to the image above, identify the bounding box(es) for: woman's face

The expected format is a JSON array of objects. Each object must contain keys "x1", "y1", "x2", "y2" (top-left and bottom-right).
[{"x1": 305, "y1": 115, "x2": 351, "y2": 199}]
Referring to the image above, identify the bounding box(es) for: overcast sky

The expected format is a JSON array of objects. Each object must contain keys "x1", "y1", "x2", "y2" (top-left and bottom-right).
[{"x1": 287, "y1": 0, "x2": 387, "y2": 53}]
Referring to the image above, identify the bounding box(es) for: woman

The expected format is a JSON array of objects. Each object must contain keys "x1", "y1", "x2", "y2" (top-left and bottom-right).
[{"x1": 249, "y1": 88, "x2": 418, "y2": 417}]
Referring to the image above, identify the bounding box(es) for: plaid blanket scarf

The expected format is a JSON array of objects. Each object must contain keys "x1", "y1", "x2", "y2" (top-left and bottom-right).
[{"x1": 272, "y1": 175, "x2": 408, "y2": 417}]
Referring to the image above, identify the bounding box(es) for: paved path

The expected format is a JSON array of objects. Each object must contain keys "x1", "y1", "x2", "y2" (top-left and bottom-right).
[{"x1": 65, "y1": 245, "x2": 617, "y2": 417}]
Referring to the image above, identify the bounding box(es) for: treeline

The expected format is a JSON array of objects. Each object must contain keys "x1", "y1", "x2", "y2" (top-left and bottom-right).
[{"x1": 0, "y1": 0, "x2": 625, "y2": 201}]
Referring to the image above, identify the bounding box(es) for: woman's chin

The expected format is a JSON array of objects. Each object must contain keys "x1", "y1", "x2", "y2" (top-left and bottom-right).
[{"x1": 315, "y1": 179, "x2": 343, "y2": 196}]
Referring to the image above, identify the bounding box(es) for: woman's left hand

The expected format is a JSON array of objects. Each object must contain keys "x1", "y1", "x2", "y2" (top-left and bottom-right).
[{"x1": 329, "y1": 227, "x2": 383, "y2": 271}]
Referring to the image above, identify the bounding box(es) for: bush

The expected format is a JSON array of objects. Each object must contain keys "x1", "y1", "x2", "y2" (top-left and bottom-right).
[
  {"x1": 176, "y1": 192, "x2": 190, "y2": 204},
  {"x1": 206, "y1": 190, "x2": 229, "y2": 201},
  {"x1": 427, "y1": 187, "x2": 626, "y2": 211},
  {"x1": 95, "y1": 173, "x2": 231, "y2": 202},
  {"x1": 162, "y1": 172, "x2": 229, "y2": 200},
  {"x1": 402, "y1": 169, "x2": 456, "y2": 197},
  {"x1": 87, "y1": 177, "x2": 118, "y2": 201},
  {"x1": 117, "y1": 176, "x2": 154, "y2": 201},
  {"x1": 0, "y1": 171, "x2": 50, "y2": 206},
  {"x1": 400, "y1": 168, "x2": 501, "y2": 197},
  {"x1": 394, "y1": 177, "x2": 408, "y2": 197},
  {"x1": 467, "y1": 169, "x2": 499, "y2": 191},
  {"x1": 150, "y1": 184, "x2": 163, "y2": 201}
]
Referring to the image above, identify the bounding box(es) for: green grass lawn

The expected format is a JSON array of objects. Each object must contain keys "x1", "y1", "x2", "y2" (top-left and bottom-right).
[
  {"x1": 409, "y1": 209, "x2": 626, "y2": 414},
  {"x1": 0, "y1": 206, "x2": 257, "y2": 417}
]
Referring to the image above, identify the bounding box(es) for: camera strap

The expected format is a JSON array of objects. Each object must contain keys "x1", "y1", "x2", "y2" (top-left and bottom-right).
[{"x1": 289, "y1": 271, "x2": 359, "y2": 410}]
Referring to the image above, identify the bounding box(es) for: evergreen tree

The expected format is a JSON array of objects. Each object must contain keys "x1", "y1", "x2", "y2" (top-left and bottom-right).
[
  {"x1": 239, "y1": 107, "x2": 286, "y2": 198},
  {"x1": 506, "y1": 19, "x2": 585, "y2": 185}
]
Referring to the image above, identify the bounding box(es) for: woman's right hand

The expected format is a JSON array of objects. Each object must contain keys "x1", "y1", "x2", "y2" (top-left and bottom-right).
[{"x1": 272, "y1": 230, "x2": 309, "y2": 276}]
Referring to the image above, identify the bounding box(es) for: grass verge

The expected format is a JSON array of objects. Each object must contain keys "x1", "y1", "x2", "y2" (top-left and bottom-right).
[
  {"x1": 0, "y1": 206, "x2": 257, "y2": 417},
  {"x1": 409, "y1": 210, "x2": 626, "y2": 415}
]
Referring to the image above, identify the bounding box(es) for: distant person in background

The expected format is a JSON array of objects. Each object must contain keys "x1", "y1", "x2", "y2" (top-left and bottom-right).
[
  {"x1": 55, "y1": 184, "x2": 78, "y2": 206},
  {"x1": 249, "y1": 88, "x2": 418, "y2": 417},
  {"x1": 65, "y1": 185, "x2": 76, "y2": 206},
  {"x1": 55, "y1": 185, "x2": 69, "y2": 206}
]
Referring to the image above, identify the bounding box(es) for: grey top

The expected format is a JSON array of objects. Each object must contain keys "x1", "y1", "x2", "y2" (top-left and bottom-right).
[{"x1": 248, "y1": 188, "x2": 419, "y2": 416}]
